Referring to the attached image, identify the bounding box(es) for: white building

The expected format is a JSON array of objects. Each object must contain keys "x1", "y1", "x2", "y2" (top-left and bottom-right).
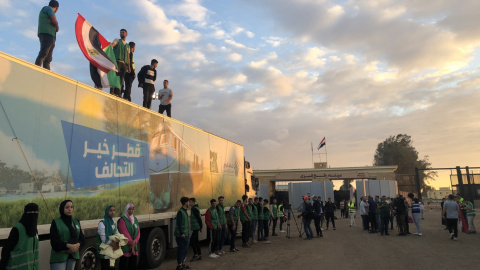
[{"x1": 427, "y1": 187, "x2": 452, "y2": 200}]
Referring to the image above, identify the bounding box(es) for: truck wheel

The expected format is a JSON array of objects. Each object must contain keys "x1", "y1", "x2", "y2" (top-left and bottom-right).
[
  {"x1": 77, "y1": 247, "x2": 97, "y2": 270},
  {"x1": 143, "y1": 227, "x2": 166, "y2": 268}
]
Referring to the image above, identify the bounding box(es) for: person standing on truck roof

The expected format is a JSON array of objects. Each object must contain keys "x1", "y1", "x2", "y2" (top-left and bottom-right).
[
  {"x1": 117, "y1": 203, "x2": 140, "y2": 270},
  {"x1": 0, "y1": 203, "x2": 39, "y2": 270},
  {"x1": 110, "y1": 29, "x2": 131, "y2": 97},
  {"x1": 228, "y1": 200, "x2": 241, "y2": 252},
  {"x1": 122, "y1": 42, "x2": 136, "y2": 102},
  {"x1": 205, "y1": 199, "x2": 221, "y2": 259},
  {"x1": 216, "y1": 196, "x2": 227, "y2": 255},
  {"x1": 158, "y1": 80, "x2": 173, "y2": 117},
  {"x1": 174, "y1": 197, "x2": 190, "y2": 270},
  {"x1": 137, "y1": 59, "x2": 158, "y2": 109},
  {"x1": 240, "y1": 195, "x2": 251, "y2": 248},
  {"x1": 249, "y1": 197, "x2": 258, "y2": 244},
  {"x1": 97, "y1": 205, "x2": 120, "y2": 270},
  {"x1": 35, "y1": 0, "x2": 59, "y2": 70},
  {"x1": 49, "y1": 200, "x2": 85, "y2": 270},
  {"x1": 189, "y1": 198, "x2": 203, "y2": 262}
]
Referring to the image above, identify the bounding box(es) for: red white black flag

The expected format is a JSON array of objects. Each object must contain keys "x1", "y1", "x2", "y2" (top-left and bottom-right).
[
  {"x1": 317, "y1": 137, "x2": 326, "y2": 150},
  {"x1": 75, "y1": 13, "x2": 117, "y2": 73}
]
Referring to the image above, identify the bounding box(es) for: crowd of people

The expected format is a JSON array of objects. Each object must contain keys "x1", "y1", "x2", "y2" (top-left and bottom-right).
[{"x1": 35, "y1": 1, "x2": 174, "y2": 117}]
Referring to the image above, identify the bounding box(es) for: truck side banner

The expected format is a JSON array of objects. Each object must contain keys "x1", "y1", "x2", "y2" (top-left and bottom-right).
[
  {"x1": 0, "y1": 52, "x2": 244, "y2": 229},
  {"x1": 61, "y1": 121, "x2": 150, "y2": 188}
]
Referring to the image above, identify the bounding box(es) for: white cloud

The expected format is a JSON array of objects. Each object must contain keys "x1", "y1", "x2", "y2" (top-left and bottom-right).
[
  {"x1": 169, "y1": 0, "x2": 209, "y2": 27},
  {"x1": 263, "y1": 36, "x2": 286, "y2": 47},
  {"x1": 133, "y1": 0, "x2": 201, "y2": 45},
  {"x1": 231, "y1": 26, "x2": 255, "y2": 38},
  {"x1": 227, "y1": 53, "x2": 242, "y2": 62}
]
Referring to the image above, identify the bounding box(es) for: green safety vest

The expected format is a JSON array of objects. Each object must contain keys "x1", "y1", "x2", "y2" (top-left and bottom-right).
[
  {"x1": 50, "y1": 218, "x2": 81, "y2": 263},
  {"x1": 119, "y1": 216, "x2": 139, "y2": 253},
  {"x1": 278, "y1": 205, "x2": 285, "y2": 217},
  {"x1": 96, "y1": 220, "x2": 118, "y2": 259},
  {"x1": 271, "y1": 204, "x2": 278, "y2": 218},
  {"x1": 37, "y1": 6, "x2": 56, "y2": 37},
  {"x1": 348, "y1": 202, "x2": 356, "y2": 213},
  {"x1": 256, "y1": 204, "x2": 263, "y2": 220},
  {"x1": 249, "y1": 204, "x2": 257, "y2": 220},
  {"x1": 6, "y1": 223, "x2": 39, "y2": 270},
  {"x1": 227, "y1": 206, "x2": 240, "y2": 225},
  {"x1": 240, "y1": 204, "x2": 249, "y2": 222},
  {"x1": 190, "y1": 206, "x2": 201, "y2": 230},
  {"x1": 217, "y1": 204, "x2": 226, "y2": 226},
  {"x1": 207, "y1": 207, "x2": 219, "y2": 229},
  {"x1": 262, "y1": 207, "x2": 270, "y2": 220},
  {"x1": 174, "y1": 208, "x2": 189, "y2": 237}
]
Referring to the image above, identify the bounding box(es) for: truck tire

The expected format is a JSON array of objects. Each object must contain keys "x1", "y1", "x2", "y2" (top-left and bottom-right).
[
  {"x1": 141, "y1": 227, "x2": 166, "y2": 269},
  {"x1": 76, "y1": 246, "x2": 98, "y2": 270}
]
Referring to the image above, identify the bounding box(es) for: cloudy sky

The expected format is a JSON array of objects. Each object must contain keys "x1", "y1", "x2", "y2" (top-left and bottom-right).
[{"x1": 1, "y1": 0, "x2": 479, "y2": 189}]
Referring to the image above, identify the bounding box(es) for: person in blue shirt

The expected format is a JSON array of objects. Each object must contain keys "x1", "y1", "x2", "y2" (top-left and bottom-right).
[{"x1": 367, "y1": 196, "x2": 378, "y2": 233}]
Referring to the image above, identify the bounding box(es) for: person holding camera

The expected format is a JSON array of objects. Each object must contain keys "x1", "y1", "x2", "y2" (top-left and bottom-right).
[{"x1": 298, "y1": 196, "x2": 314, "y2": 240}]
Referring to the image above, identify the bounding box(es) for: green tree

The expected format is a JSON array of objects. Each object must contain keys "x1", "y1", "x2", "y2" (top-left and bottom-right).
[{"x1": 373, "y1": 134, "x2": 437, "y2": 193}]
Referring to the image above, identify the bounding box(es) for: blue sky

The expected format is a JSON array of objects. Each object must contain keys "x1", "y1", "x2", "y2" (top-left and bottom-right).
[{"x1": 1, "y1": 0, "x2": 479, "y2": 188}]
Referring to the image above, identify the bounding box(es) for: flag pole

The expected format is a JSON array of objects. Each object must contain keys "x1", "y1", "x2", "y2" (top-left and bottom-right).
[
  {"x1": 325, "y1": 139, "x2": 328, "y2": 166},
  {"x1": 311, "y1": 142, "x2": 314, "y2": 167}
]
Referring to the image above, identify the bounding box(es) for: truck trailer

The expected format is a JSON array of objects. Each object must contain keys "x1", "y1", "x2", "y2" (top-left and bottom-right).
[{"x1": 0, "y1": 51, "x2": 257, "y2": 269}]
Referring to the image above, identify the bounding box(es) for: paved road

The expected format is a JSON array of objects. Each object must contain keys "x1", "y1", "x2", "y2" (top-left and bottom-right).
[{"x1": 154, "y1": 209, "x2": 480, "y2": 270}]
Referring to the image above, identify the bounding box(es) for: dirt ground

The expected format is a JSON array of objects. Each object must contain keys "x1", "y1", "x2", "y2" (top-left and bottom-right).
[{"x1": 155, "y1": 209, "x2": 480, "y2": 270}]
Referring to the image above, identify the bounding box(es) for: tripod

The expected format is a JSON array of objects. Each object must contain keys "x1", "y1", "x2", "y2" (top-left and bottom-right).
[{"x1": 286, "y1": 208, "x2": 303, "y2": 238}]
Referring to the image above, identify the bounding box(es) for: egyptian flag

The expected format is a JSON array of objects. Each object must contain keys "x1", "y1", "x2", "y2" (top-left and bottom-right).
[
  {"x1": 317, "y1": 137, "x2": 326, "y2": 150},
  {"x1": 75, "y1": 14, "x2": 119, "y2": 88}
]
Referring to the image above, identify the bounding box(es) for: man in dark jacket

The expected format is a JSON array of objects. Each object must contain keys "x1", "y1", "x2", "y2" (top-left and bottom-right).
[
  {"x1": 137, "y1": 59, "x2": 158, "y2": 109},
  {"x1": 189, "y1": 198, "x2": 202, "y2": 262},
  {"x1": 312, "y1": 196, "x2": 323, "y2": 237},
  {"x1": 123, "y1": 42, "x2": 136, "y2": 101},
  {"x1": 298, "y1": 196, "x2": 314, "y2": 240},
  {"x1": 324, "y1": 198, "x2": 336, "y2": 230},
  {"x1": 393, "y1": 195, "x2": 407, "y2": 236}
]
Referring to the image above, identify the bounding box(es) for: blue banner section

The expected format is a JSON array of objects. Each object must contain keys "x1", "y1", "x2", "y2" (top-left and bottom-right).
[{"x1": 61, "y1": 121, "x2": 150, "y2": 188}]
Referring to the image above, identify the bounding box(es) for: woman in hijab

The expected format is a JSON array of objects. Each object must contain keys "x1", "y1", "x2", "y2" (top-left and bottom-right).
[
  {"x1": 97, "y1": 205, "x2": 120, "y2": 270},
  {"x1": 117, "y1": 203, "x2": 140, "y2": 270},
  {"x1": 0, "y1": 203, "x2": 40, "y2": 270},
  {"x1": 49, "y1": 200, "x2": 85, "y2": 270}
]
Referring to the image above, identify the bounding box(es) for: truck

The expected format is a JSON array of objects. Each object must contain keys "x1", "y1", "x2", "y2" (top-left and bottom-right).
[{"x1": 0, "y1": 51, "x2": 258, "y2": 269}]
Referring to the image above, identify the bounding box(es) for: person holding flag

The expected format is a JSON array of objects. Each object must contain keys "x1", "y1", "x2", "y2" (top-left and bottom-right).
[{"x1": 110, "y1": 29, "x2": 131, "y2": 97}]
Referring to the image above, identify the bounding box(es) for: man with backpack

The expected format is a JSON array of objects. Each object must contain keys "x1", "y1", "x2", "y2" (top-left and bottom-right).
[{"x1": 298, "y1": 195, "x2": 314, "y2": 240}]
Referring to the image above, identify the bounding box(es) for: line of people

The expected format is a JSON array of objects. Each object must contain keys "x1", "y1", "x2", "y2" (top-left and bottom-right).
[
  {"x1": 174, "y1": 195, "x2": 286, "y2": 270},
  {"x1": 35, "y1": 1, "x2": 173, "y2": 117}
]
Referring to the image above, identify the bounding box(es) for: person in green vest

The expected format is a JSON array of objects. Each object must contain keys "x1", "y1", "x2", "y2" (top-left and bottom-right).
[
  {"x1": 97, "y1": 205, "x2": 120, "y2": 270},
  {"x1": 227, "y1": 200, "x2": 241, "y2": 252},
  {"x1": 49, "y1": 200, "x2": 85, "y2": 270},
  {"x1": 0, "y1": 203, "x2": 39, "y2": 270},
  {"x1": 216, "y1": 196, "x2": 227, "y2": 255},
  {"x1": 205, "y1": 199, "x2": 221, "y2": 259},
  {"x1": 189, "y1": 198, "x2": 203, "y2": 262},
  {"x1": 465, "y1": 200, "x2": 476, "y2": 234},
  {"x1": 117, "y1": 203, "x2": 140, "y2": 270},
  {"x1": 270, "y1": 198, "x2": 279, "y2": 236},
  {"x1": 261, "y1": 199, "x2": 271, "y2": 241},
  {"x1": 348, "y1": 199, "x2": 356, "y2": 227},
  {"x1": 256, "y1": 197, "x2": 264, "y2": 241},
  {"x1": 240, "y1": 195, "x2": 251, "y2": 248},
  {"x1": 110, "y1": 29, "x2": 131, "y2": 97},
  {"x1": 35, "y1": 0, "x2": 59, "y2": 70},
  {"x1": 278, "y1": 201, "x2": 285, "y2": 233},
  {"x1": 174, "y1": 197, "x2": 190, "y2": 270},
  {"x1": 248, "y1": 198, "x2": 258, "y2": 244},
  {"x1": 123, "y1": 42, "x2": 136, "y2": 101}
]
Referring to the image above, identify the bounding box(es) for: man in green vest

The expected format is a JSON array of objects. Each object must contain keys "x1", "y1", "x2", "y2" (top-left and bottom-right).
[
  {"x1": 205, "y1": 199, "x2": 221, "y2": 259},
  {"x1": 35, "y1": 0, "x2": 59, "y2": 70},
  {"x1": 123, "y1": 41, "x2": 136, "y2": 101},
  {"x1": 189, "y1": 198, "x2": 203, "y2": 262},
  {"x1": 256, "y1": 197, "x2": 264, "y2": 241},
  {"x1": 249, "y1": 198, "x2": 258, "y2": 244},
  {"x1": 278, "y1": 201, "x2": 286, "y2": 233},
  {"x1": 348, "y1": 199, "x2": 356, "y2": 227},
  {"x1": 0, "y1": 203, "x2": 39, "y2": 270},
  {"x1": 110, "y1": 29, "x2": 131, "y2": 97},
  {"x1": 240, "y1": 195, "x2": 251, "y2": 248},
  {"x1": 228, "y1": 200, "x2": 242, "y2": 252},
  {"x1": 217, "y1": 196, "x2": 227, "y2": 255},
  {"x1": 174, "y1": 197, "x2": 190, "y2": 270}
]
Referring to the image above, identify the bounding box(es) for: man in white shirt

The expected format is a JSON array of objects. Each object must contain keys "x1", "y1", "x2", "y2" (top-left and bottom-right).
[
  {"x1": 359, "y1": 196, "x2": 369, "y2": 231},
  {"x1": 159, "y1": 80, "x2": 173, "y2": 117}
]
